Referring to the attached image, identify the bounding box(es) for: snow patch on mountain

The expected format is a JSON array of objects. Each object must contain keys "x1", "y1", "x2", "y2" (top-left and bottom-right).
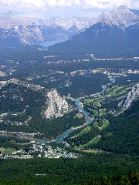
[
  {"x1": 45, "y1": 17, "x2": 96, "y2": 30},
  {"x1": 0, "y1": 16, "x2": 96, "y2": 45},
  {"x1": 0, "y1": 25, "x2": 44, "y2": 44},
  {"x1": 0, "y1": 6, "x2": 139, "y2": 45},
  {"x1": 98, "y1": 6, "x2": 139, "y2": 27}
]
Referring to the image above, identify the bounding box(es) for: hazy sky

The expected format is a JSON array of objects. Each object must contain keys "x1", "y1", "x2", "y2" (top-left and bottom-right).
[{"x1": 0, "y1": 0, "x2": 139, "y2": 17}]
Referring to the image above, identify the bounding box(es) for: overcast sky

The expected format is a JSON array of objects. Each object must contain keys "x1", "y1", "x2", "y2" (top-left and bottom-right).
[{"x1": 0, "y1": 0, "x2": 139, "y2": 18}]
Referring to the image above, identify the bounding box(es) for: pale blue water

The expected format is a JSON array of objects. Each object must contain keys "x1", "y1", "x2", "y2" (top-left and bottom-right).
[
  {"x1": 37, "y1": 98, "x2": 93, "y2": 145},
  {"x1": 55, "y1": 98, "x2": 93, "y2": 144},
  {"x1": 39, "y1": 39, "x2": 67, "y2": 48}
]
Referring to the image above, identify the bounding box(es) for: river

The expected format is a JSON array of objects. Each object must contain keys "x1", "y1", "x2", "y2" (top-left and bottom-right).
[
  {"x1": 37, "y1": 98, "x2": 93, "y2": 145},
  {"x1": 54, "y1": 98, "x2": 93, "y2": 144}
]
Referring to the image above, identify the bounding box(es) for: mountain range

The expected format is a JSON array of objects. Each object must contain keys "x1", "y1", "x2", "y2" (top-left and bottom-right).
[
  {"x1": 0, "y1": 15, "x2": 96, "y2": 47},
  {"x1": 0, "y1": 5, "x2": 139, "y2": 55},
  {"x1": 48, "y1": 6, "x2": 139, "y2": 57}
]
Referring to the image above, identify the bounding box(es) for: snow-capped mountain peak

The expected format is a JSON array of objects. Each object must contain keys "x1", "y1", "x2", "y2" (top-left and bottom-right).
[
  {"x1": 98, "y1": 6, "x2": 139, "y2": 27},
  {"x1": 47, "y1": 17, "x2": 96, "y2": 30},
  {"x1": 0, "y1": 15, "x2": 97, "y2": 46},
  {"x1": 0, "y1": 6, "x2": 139, "y2": 47}
]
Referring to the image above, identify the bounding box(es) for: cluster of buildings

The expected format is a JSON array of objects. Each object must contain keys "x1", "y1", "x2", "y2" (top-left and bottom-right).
[{"x1": 0, "y1": 139, "x2": 78, "y2": 159}]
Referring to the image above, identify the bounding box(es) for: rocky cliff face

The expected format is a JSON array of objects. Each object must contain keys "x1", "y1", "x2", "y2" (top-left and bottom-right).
[
  {"x1": 44, "y1": 89, "x2": 70, "y2": 119},
  {"x1": 98, "y1": 6, "x2": 139, "y2": 27},
  {"x1": 119, "y1": 84, "x2": 139, "y2": 112}
]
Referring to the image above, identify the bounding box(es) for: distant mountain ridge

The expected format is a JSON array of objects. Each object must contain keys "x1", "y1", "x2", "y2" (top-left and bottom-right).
[
  {"x1": 48, "y1": 6, "x2": 139, "y2": 57},
  {"x1": 98, "y1": 6, "x2": 139, "y2": 27},
  {"x1": 0, "y1": 6, "x2": 139, "y2": 49},
  {"x1": 0, "y1": 16, "x2": 96, "y2": 47},
  {"x1": 131, "y1": 9, "x2": 139, "y2": 16}
]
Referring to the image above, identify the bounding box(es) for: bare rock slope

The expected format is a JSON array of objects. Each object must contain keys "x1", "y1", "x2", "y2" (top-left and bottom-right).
[{"x1": 44, "y1": 89, "x2": 70, "y2": 119}]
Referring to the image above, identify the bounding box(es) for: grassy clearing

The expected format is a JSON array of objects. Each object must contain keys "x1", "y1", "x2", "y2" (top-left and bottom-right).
[
  {"x1": 0, "y1": 147, "x2": 16, "y2": 155},
  {"x1": 77, "y1": 149, "x2": 104, "y2": 154},
  {"x1": 76, "y1": 126, "x2": 91, "y2": 138},
  {"x1": 74, "y1": 113, "x2": 84, "y2": 119},
  {"x1": 99, "y1": 119, "x2": 110, "y2": 131},
  {"x1": 80, "y1": 135, "x2": 102, "y2": 148},
  {"x1": 105, "y1": 85, "x2": 130, "y2": 98}
]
